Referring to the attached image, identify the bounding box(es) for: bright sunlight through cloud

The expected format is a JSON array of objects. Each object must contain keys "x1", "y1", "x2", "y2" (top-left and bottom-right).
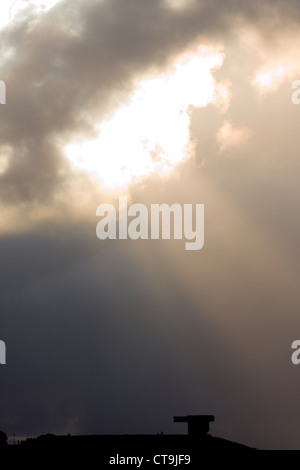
[
  {"x1": 65, "y1": 48, "x2": 226, "y2": 189},
  {"x1": 254, "y1": 64, "x2": 292, "y2": 92},
  {"x1": 0, "y1": 0, "x2": 61, "y2": 29}
]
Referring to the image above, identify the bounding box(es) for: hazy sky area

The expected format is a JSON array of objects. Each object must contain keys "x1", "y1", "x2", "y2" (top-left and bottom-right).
[{"x1": 1, "y1": 0, "x2": 300, "y2": 450}]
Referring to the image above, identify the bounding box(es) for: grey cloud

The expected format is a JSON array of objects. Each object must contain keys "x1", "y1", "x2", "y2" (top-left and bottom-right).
[{"x1": 0, "y1": 0, "x2": 297, "y2": 205}]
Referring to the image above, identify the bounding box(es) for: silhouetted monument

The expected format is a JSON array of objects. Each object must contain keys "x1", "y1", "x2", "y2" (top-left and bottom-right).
[{"x1": 174, "y1": 415, "x2": 215, "y2": 436}]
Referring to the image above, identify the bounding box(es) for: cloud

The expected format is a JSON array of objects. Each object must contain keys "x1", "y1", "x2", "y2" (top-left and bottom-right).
[
  {"x1": 0, "y1": 0, "x2": 295, "y2": 210},
  {"x1": 216, "y1": 120, "x2": 252, "y2": 153}
]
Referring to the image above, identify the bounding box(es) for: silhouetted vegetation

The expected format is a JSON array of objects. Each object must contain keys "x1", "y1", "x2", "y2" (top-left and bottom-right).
[{"x1": 0, "y1": 431, "x2": 7, "y2": 447}]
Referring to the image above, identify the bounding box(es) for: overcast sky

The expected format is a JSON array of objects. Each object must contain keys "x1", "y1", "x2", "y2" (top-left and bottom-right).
[{"x1": 1, "y1": 0, "x2": 300, "y2": 450}]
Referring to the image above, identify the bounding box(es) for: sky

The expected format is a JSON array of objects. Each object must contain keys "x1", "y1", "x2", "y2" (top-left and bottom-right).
[{"x1": 1, "y1": 0, "x2": 300, "y2": 450}]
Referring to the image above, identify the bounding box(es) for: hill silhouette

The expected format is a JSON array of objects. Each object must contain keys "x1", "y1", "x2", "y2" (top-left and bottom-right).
[{"x1": 1, "y1": 415, "x2": 261, "y2": 465}]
